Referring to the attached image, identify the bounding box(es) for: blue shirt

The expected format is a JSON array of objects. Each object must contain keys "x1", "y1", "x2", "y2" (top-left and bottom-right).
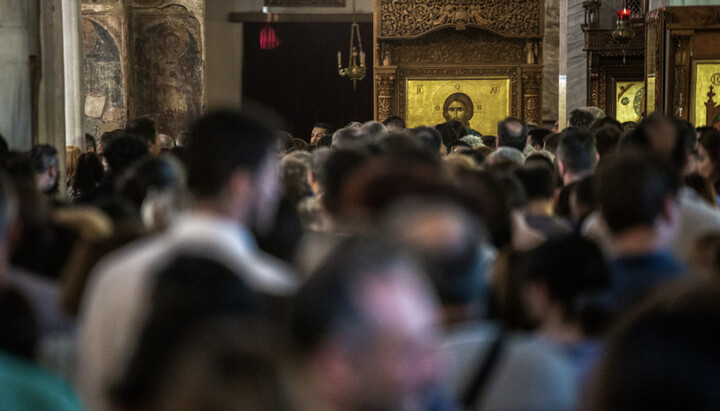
[{"x1": 611, "y1": 251, "x2": 686, "y2": 308}]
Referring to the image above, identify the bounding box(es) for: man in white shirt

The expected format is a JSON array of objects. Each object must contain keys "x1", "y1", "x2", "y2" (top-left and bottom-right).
[{"x1": 76, "y1": 110, "x2": 297, "y2": 411}]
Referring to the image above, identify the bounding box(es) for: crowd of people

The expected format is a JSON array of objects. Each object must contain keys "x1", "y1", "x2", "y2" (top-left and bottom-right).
[{"x1": 1, "y1": 105, "x2": 720, "y2": 410}]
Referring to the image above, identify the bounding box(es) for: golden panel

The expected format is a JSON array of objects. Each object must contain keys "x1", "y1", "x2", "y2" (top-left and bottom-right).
[
  {"x1": 691, "y1": 60, "x2": 720, "y2": 127},
  {"x1": 405, "y1": 78, "x2": 510, "y2": 136},
  {"x1": 647, "y1": 76, "x2": 656, "y2": 115},
  {"x1": 615, "y1": 81, "x2": 644, "y2": 123}
]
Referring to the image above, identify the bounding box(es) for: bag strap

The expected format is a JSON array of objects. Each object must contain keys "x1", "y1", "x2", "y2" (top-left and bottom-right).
[{"x1": 461, "y1": 326, "x2": 507, "y2": 408}]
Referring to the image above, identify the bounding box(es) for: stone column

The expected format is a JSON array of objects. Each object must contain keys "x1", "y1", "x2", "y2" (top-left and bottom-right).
[{"x1": 128, "y1": 0, "x2": 206, "y2": 139}]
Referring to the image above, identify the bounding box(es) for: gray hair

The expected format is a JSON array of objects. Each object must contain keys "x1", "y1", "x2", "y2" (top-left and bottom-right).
[
  {"x1": 361, "y1": 121, "x2": 388, "y2": 142},
  {"x1": 460, "y1": 135, "x2": 485, "y2": 149},
  {"x1": 486, "y1": 147, "x2": 526, "y2": 166}
]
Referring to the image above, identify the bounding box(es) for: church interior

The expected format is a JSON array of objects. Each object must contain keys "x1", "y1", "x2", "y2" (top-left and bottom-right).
[{"x1": 1, "y1": 0, "x2": 720, "y2": 410}]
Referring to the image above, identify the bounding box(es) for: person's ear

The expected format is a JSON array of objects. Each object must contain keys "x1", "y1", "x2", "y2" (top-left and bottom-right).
[
  {"x1": 661, "y1": 195, "x2": 680, "y2": 225},
  {"x1": 557, "y1": 159, "x2": 566, "y2": 176},
  {"x1": 595, "y1": 152, "x2": 600, "y2": 166},
  {"x1": 49, "y1": 164, "x2": 58, "y2": 181}
]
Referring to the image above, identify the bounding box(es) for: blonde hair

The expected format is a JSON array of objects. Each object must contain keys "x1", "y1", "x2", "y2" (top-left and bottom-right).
[{"x1": 66, "y1": 145, "x2": 83, "y2": 180}]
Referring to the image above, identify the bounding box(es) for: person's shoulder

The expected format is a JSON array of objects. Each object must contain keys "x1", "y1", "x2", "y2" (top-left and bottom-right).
[{"x1": 0, "y1": 352, "x2": 83, "y2": 411}]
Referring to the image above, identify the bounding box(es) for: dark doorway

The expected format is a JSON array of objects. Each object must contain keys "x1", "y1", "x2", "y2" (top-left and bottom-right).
[{"x1": 243, "y1": 22, "x2": 374, "y2": 140}]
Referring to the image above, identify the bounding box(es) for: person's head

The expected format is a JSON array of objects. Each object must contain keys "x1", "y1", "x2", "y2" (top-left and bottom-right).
[
  {"x1": 103, "y1": 133, "x2": 150, "y2": 176},
  {"x1": 126, "y1": 117, "x2": 160, "y2": 155},
  {"x1": 486, "y1": 147, "x2": 525, "y2": 167},
  {"x1": 696, "y1": 128, "x2": 720, "y2": 186},
  {"x1": 100, "y1": 129, "x2": 125, "y2": 155},
  {"x1": 383, "y1": 116, "x2": 406, "y2": 133},
  {"x1": 684, "y1": 173, "x2": 717, "y2": 207},
  {"x1": 588, "y1": 283, "x2": 720, "y2": 411},
  {"x1": 72, "y1": 152, "x2": 105, "y2": 196},
  {"x1": 528, "y1": 128, "x2": 551, "y2": 150},
  {"x1": 112, "y1": 254, "x2": 261, "y2": 409},
  {"x1": 442, "y1": 93, "x2": 474, "y2": 127},
  {"x1": 29, "y1": 144, "x2": 59, "y2": 193},
  {"x1": 157, "y1": 134, "x2": 175, "y2": 153},
  {"x1": 185, "y1": 110, "x2": 279, "y2": 224},
  {"x1": 383, "y1": 200, "x2": 491, "y2": 320},
  {"x1": 321, "y1": 149, "x2": 368, "y2": 220},
  {"x1": 311, "y1": 122, "x2": 333, "y2": 145},
  {"x1": 280, "y1": 156, "x2": 310, "y2": 206},
  {"x1": 594, "y1": 124, "x2": 622, "y2": 159},
  {"x1": 435, "y1": 121, "x2": 464, "y2": 147},
  {"x1": 149, "y1": 318, "x2": 293, "y2": 411},
  {"x1": 459, "y1": 135, "x2": 484, "y2": 149},
  {"x1": 360, "y1": 121, "x2": 388, "y2": 142},
  {"x1": 116, "y1": 155, "x2": 187, "y2": 213},
  {"x1": 481, "y1": 135, "x2": 497, "y2": 148},
  {"x1": 543, "y1": 132, "x2": 561, "y2": 155},
  {"x1": 66, "y1": 145, "x2": 83, "y2": 181},
  {"x1": 557, "y1": 127, "x2": 597, "y2": 184},
  {"x1": 85, "y1": 133, "x2": 97, "y2": 153},
  {"x1": 0, "y1": 287, "x2": 37, "y2": 361},
  {"x1": 497, "y1": 117, "x2": 528, "y2": 151},
  {"x1": 597, "y1": 151, "x2": 680, "y2": 241},
  {"x1": 568, "y1": 109, "x2": 596, "y2": 131},
  {"x1": 523, "y1": 235, "x2": 613, "y2": 337},
  {"x1": 410, "y1": 126, "x2": 443, "y2": 155},
  {"x1": 308, "y1": 147, "x2": 332, "y2": 196},
  {"x1": 316, "y1": 134, "x2": 333, "y2": 148},
  {"x1": 447, "y1": 140, "x2": 472, "y2": 154},
  {"x1": 513, "y1": 165, "x2": 555, "y2": 203},
  {"x1": 292, "y1": 238, "x2": 441, "y2": 411},
  {"x1": 620, "y1": 113, "x2": 685, "y2": 173},
  {"x1": 331, "y1": 127, "x2": 364, "y2": 150},
  {"x1": 275, "y1": 131, "x2": 295, "y2": 154}
]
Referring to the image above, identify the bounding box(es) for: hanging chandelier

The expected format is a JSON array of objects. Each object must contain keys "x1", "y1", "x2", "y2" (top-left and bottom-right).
[{"x1": 337, "y1": 0, "x2": 366, "y2": 90}]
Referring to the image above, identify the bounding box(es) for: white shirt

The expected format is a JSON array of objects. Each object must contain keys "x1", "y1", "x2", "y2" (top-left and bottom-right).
[{"x1": 76, "y1": 213, "x2": 297, "y2": 411}]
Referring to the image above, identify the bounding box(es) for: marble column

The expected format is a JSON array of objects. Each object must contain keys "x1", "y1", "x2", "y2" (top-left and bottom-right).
[{"x1": 543, "y1": 0, "x2": 559, "y2": 124}]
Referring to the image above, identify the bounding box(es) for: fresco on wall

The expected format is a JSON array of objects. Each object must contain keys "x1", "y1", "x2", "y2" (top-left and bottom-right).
[
  {"x1": 82, "y1": 17, "x2": 126, "y2": 139},
  {"x1": 133, "y1": 11, "x2": 203, "y2": 139}
]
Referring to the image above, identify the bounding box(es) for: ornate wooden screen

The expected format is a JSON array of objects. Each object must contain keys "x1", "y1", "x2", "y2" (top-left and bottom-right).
[{"x1": 373, "y1": 0, "x2": 545, "y2": 127}]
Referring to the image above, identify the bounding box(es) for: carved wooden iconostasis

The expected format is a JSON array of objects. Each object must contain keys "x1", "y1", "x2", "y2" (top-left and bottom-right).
[
  {"x1": 373, "y1": 0, "x2": 545, "y2": 132},
  {"x1": 583, "y1": 0, "x2": 648, "y2": 123},
  {"x1": 646, "y1": 6, "x2": 720, "y2": 127}
]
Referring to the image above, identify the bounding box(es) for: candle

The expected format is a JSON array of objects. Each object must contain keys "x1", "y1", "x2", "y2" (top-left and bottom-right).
[
  {"x1": 337, "y1": 51, "x2": 342, "y2": 67},
  {"x1": 617, "y1": 8, "x2": 631, "y2": 20},
  {"x1": 360, "y1": 51, "x2": 365, "y2": 66}
]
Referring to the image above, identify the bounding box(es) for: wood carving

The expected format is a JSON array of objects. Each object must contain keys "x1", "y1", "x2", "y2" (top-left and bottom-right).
[
  {"x1": 672, "y1": 34, "x2": 692, "y2": 120},
  {"x1": 378, "y1": 0, "x2": 542, "y2": 39},
  {"x1": 384, "y1": 29, "x2": 527, "y2": 66},
  {"x1": 265, "y1": 0, "x2": 345, "y2": 6},
  {"x1": 523, "y1": 71, "x2": 542, "y2": 124},
  {"x1": 376, "y1": 71, "x2": 397, "y2": 121}
]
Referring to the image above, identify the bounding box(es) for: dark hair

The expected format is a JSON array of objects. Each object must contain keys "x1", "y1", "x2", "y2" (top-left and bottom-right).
[
  {"x1": 316, "y1": 134, "x2": 333, "y2": 148},
  {"x1": 100, "y1": 129, "x2": 125, "y2": 152},
  {"x1": 685, "y1": 173, "x2": 718, "y2": 207},
  {"x1": 291, "y1": 238, "x2": 418, "y2": 355},
  {"x1": 525, "y1": 153, "x2": 555, "y2": 170},
  {"x1": 436, "y1": 121, "x2": 464, "y2": 146},
  {"x1": 590, "y1": 116, "x2": 623, "y2": 134},
  {"x1": 594, "y1": 124, "x2": 622, "y2": 158},
  {"x1": 698, "y1": 129, "x2": 720, "y2": 190},
  {"x1": 481, "y1": 135, "x2": 497, "y2": 148},
  {"x1": 524, "y1": 235, "x2": 612, "y2": 336},
  {"x1": 103, "y1": 133, "x2": 149, "y2": 175},
  {"x1": 513, "y1": 165, "x2": 555, "y2": 200},
  {"x1": 543, "y1": 132, "x2": 562, "y2": 155},
  {"x1": 443, "y1": 93, "x2": 474, "y2": 120},
  {"x1": 410, "y1": 126, "x2": 442, "y2": 153},
  {"x1": 72, "y1": 152, "x2": 104, "y2": 196},
  {"x1": 116, "y1": 155, "x2": 186, "y2": 209},
  {"x1": 557, "y1": 127, "x2": 596, "y2": 175},
  {"x1": 456, "y1": 169, "x2": 513, "y2": 249},
  {"x1": 0, "y1": 287, "x2": 38, "y2": 360},
  {"x1": 112, "y1": 254, "x2": 260, "y2": 408},
  {"x1": 588, "y1": 283, "x2": 720, "y2": 411},
  {"x1": 0, "y1": 133, "x2": 9, "y2": 167},
  {"x1": 85, "y1": 133, "x2": 97, "y2": 152},
  {"x1": 313, "y1": 122, "x2": 333, "y2": 134},
  {"x1": 29, "y1": 144, "x2": 58, "y2": 173},
  {"x1": 275, "y1": 131, "x2": 294, "y2": 153},
  {"x1": 620, "y1": 113, "x2": 685, "y2": 171},
  {"x1": 597, "y1": 151, "x2": 680, "y2": 234},
  {"x1": 321, "y1": 149, "x2": 368, "y2": 217},
  {"x1": 185, "y1": 110, "x2": 275, "y2": 198},
  {"x1": 528, "y1": 128, "x2": 552, "y2": 148},
  {"x1": 497, "y1": 117, "x2": 528, "y2": 151},
  {"x1": 568, "y1": 109, "x2": 595, "y2": 131},
  {"x1": 382, "y1": 116, "x2": 406, "y2": 130},
  {"x1": 126, "y1": 117, "x2": 157, "y2": 146}
]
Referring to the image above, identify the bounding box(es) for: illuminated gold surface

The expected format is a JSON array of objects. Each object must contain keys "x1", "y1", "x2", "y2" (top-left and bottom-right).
[
  {"x1": 647, "y1": 76, "x2": 656, "y2": 115},
  {"x1": 405, "y1": 78, "x2": 510, "y2": 136},
  {"x1": 616, "y1": 81, "x2": 644, "y2": 123},
  {"x1": 692, "y1": 61, "x2": 720, "y2": 127}
]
